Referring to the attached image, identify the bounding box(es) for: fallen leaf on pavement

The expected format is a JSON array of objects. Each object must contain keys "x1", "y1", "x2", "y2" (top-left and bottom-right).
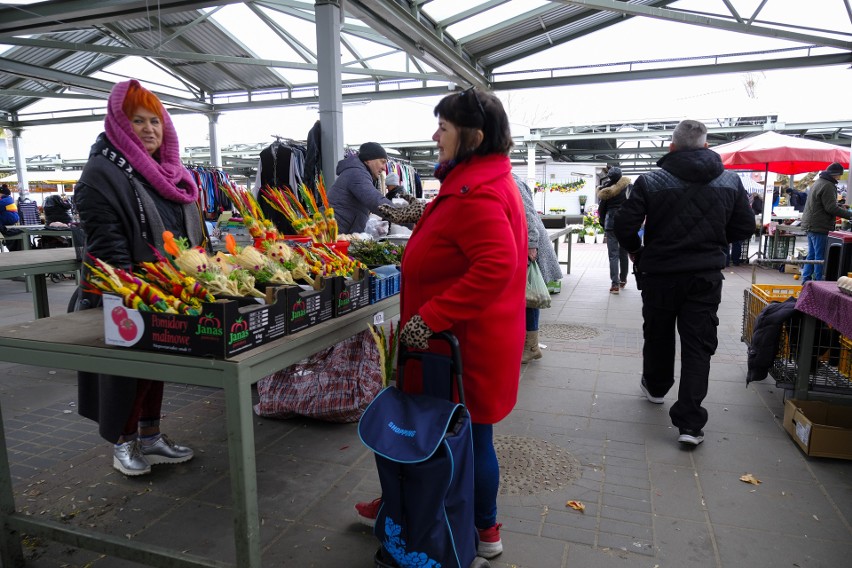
[
  {"x1": 566, "y1": 500, "x2": 585, "y2": 513},
  {"x1": 740, "y1": 473, "x2": 761, "y2": 485}
]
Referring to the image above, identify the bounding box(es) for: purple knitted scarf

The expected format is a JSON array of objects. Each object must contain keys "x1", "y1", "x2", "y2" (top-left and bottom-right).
[{"x1": 104, "y1": 80, "x2": 198, "y2": 204}]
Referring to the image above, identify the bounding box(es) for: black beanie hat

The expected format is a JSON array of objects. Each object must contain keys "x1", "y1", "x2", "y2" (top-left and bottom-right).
[
  {"x1": 825, "y1": 162, "x2": 844, "y2": 176},
  {"x1": 607, "y1": 167, "x2": 622, "y2": 182},
  {"x1": 359, "y1": 142, "x2": 387, "y2": 162},
  {"x1": 0, "y1": 184, "x2": 10, "y2": 197}
]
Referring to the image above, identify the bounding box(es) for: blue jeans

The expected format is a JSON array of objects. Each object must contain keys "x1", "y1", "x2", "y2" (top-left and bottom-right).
[
  {"x1": 728, "y1": 241, "x2": 743, "y2": 266},
  {"x1": 606, "y1": 230, "x2": 629, "y2": 285},
  {"x1": 526, "y1": 307, "x2": 539, "y2": 332},
  {"x1": 471, "y1": 423, "x2": 499, "y2": 529},
  {"x1": 800, "y1": 232, "x2": 828, "y2": 282}
]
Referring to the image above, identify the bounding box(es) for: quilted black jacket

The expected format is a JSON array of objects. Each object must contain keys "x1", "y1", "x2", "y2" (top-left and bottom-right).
[{"x1": 614, "y1": 147, "x2": 755, "y2": 275}]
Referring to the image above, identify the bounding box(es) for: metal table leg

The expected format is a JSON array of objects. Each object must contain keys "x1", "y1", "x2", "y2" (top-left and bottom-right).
[
  {"x1": 0, "y1": 402, "x2": 25, "y2": 567},
  {"x1": 31, "y1": 274, "x2": 50, "y2": 319},
  {"x1": 223, "y1": 372, "x2": 261, "y2": 568},
  {"x1": 794, "y1": 315, "x2": 817, "y2": 400}
]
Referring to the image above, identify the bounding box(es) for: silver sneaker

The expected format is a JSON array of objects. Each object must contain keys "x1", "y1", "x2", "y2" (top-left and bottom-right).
[
  {"x1": 113, "y1": 439, "x2": 152, "y2": 476},
  {"x1": 140, "y1": 434, "x2": 194, "y2": 465}
]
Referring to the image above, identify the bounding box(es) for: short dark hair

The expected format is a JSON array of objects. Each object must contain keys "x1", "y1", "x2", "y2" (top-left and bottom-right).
[{"x1": 433, "y1": 87, "x2": 513, "y2": 163}]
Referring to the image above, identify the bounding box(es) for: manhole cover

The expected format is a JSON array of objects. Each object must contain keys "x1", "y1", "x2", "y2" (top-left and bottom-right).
[
  {"x1": 494, "y1": 435, "x2": 581, "y2": 495},
  {"x1": 539, "y1": 323, "x2": 600, "y2": 340}
]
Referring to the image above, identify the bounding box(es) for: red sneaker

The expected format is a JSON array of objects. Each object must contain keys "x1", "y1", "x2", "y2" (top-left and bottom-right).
[
  {"x1": 355, "y1": 497, "x2": 382, "y2": 528},
  {"x1": 477, "y1": 523, "x2": 503, "y2": 559}
]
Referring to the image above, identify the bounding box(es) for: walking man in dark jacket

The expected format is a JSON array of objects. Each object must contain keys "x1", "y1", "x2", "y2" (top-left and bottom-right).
[
  {"x1": 799, "y1": 162, "x2": 851, "y2": 283},
  {"x1": 597, "y1": 166, "x2": 632, "y2": 293},
  {"x1": 614, "y1": 119, "x2": 755, "y2": 446}
]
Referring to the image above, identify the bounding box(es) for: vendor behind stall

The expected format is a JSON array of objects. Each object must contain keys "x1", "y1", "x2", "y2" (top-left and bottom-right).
[{"x1": 328, "y1": 142, "x2": 401, "y2": 234}]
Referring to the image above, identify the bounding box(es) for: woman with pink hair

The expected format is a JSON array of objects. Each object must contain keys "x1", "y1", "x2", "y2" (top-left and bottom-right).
[{"x1": 74, "y1": 80, "x2": 208, "y2": 476}]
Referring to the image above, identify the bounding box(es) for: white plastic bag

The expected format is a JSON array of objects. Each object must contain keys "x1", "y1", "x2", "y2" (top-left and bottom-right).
[
  {"x1": 365, "y1": 214, "x2": 389, "y2": 238},
  {"x1": 526, "y1": 262, "x2": 551, "y2": 309}
]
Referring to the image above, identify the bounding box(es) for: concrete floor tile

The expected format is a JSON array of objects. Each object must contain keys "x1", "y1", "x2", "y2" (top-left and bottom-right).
[
  {"x1": 713, "y1": 523, "x2": 852, "y2": 568},
  {"x1": 653, "y1": 517, "x2": 718, "y2": 567},
  {"x1": 564, "y1": 542, "x2": 650, "y2": 567},
  {"x1": 700, "y1": 469, "x2": 851, "y2": 541},
  {"x1": 493, "y1": 531, "x2": 569, "y2": 568}
]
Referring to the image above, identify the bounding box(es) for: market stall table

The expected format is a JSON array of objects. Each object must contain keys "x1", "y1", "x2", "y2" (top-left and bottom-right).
[
  {"x1": 0, "y1": 295, "x2": 400, "y2": 568},
  {"x1": 793, "y1": 281, "x2": 852, "y2": 400},
  {"x1": 0, "y1": 247, "x2": 80, "y2": 319},
  {"x1": 1, "y1": 224, "x2": 76, "y2": 252},
  {"x1": 547, "y1": 227, "x2": 571, "y2": 274}
]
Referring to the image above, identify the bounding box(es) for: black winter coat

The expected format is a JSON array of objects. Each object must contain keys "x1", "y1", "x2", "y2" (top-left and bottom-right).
[
  {"x1": 746, "y1": 297, "x2": 798, "y2": 385},
  {"x1": 614, "y1": 148, "x2": 755, "y2": 275},
  {"x1": 597, "y1": 176, "x2": 631, "y2": 230},
  {"x1": 43, "y1": 194, "x2": 73, "y2": 224},
  {"x1": 73, "y1": 133, "x2": 207, "y2": 443}
]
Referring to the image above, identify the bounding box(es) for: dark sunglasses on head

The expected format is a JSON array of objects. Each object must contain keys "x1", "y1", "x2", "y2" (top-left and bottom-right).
[{"x1": 460, "y1": 86, "x2": 486, "y2": 122}]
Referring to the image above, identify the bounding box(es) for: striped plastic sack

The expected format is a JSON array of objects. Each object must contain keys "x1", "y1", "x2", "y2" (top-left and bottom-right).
[{"x1": 253, "y1": 330, "x2": 383, "y2": 423}]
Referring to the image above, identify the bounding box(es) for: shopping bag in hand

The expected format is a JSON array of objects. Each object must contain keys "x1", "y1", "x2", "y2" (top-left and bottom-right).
[{"x1": 526, "y1": 262, "x2": 551, "y2": 309}]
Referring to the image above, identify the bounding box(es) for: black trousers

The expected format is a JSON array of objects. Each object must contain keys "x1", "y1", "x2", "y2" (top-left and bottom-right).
[{"x1": 641, "y1": 272, "x2": 723, "y2": 431}]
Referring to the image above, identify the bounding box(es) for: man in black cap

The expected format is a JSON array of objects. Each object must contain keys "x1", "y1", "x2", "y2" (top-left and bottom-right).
[
  {"x1": 800, "y1": 162, "x2": 852, "y2": 282},
  {"x1": 328, "y1": 142, "x2": 401, "y2": 234}
]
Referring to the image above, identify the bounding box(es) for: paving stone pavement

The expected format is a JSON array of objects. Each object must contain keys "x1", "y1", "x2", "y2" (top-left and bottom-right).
[{"x1": 0, "y1": 237, "x2": 850, "y2": 567}]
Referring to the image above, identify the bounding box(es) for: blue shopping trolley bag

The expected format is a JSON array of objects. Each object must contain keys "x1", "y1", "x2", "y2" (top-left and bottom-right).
[{"x1": 358, "y1": 332, "x2": 479, "y2": 568}]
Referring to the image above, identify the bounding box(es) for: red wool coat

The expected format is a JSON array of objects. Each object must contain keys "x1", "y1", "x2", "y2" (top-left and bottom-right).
[{"x1": 400, "y1": 153, "x2": 527, "y2": 424}]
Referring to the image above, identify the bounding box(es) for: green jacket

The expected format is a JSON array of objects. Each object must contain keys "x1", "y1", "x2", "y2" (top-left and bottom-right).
[{"x1": 800, "y1": 173, "x2": 851, "y2": 234}]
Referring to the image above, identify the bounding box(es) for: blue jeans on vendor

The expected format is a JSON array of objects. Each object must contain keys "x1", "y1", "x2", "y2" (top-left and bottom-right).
[
  {"x1": 526, "y1": 307, "x2": 539, "y2": 332},
  {"x1": 800, "y1": 232, "x2": 828, "y2": 283}
]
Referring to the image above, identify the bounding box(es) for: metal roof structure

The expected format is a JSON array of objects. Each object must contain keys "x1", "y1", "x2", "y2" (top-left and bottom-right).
[{"x1": 1, "y1": 0, "x2": 851, "y2": 177}]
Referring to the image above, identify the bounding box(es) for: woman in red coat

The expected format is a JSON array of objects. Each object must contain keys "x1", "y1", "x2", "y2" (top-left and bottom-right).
[{"x1": 358, "y1": 88, "x2": 527, "y2": 560}]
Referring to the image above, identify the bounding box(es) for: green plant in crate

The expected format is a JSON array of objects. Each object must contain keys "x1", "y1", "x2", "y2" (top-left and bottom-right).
[{"x1": 348, "y1": 240, "x2": 405, "y2": 267}]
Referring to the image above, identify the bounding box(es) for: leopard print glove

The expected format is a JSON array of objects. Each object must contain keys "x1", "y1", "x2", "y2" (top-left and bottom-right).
[
  {"x1": 400, "y1": 314, "x2": 433, "y2": 350},
  {"x1": 378, "y1": 199, "x2": 425, "y2": 225}
]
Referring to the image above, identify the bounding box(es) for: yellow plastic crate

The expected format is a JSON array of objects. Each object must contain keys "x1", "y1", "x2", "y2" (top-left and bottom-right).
[
  {"x1": 742, "y1": 286, "x2": 801, "y2": 349},
  {"x1": 751, "y1": 284, "x2": 802, "y2": 303}
]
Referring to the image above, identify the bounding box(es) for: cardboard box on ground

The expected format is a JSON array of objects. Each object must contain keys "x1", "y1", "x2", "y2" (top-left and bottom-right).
[{"x1": 783, "y1": 399, "x2": 852, "y2": 460}]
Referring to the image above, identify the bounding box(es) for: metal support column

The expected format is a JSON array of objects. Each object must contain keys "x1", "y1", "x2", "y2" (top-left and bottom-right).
[
  {"x1": 10, "y1": 126, "x2": 28, "y2": 200},
  {"x1": 208, "y1": 113, "x2": 222, "y2": 168},
  {"x1": 526, "y1": 141, "x2": 537, "y2": 190},
  {"x1": 315, "y1": 0, "x2": 344, "y2": 185}
]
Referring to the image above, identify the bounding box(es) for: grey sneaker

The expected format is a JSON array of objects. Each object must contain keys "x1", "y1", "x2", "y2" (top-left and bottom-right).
[
  {"x1": 640, "y1": 378, "x2": 665, "y2": 404},
  {"x1": 140, "y1": 434, "x2": 194, "y2": 465},
  {"x1": 678, "y1": 429, "x2": 704, "y2": 446},
  {"x1": 113, "y1": 439, "x2": 151, "y2": 476}
]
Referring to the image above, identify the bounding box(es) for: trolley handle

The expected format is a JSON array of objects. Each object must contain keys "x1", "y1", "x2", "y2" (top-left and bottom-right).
[{"x1": 397, "y1": 331, "x2": 465, "y2": 406}]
